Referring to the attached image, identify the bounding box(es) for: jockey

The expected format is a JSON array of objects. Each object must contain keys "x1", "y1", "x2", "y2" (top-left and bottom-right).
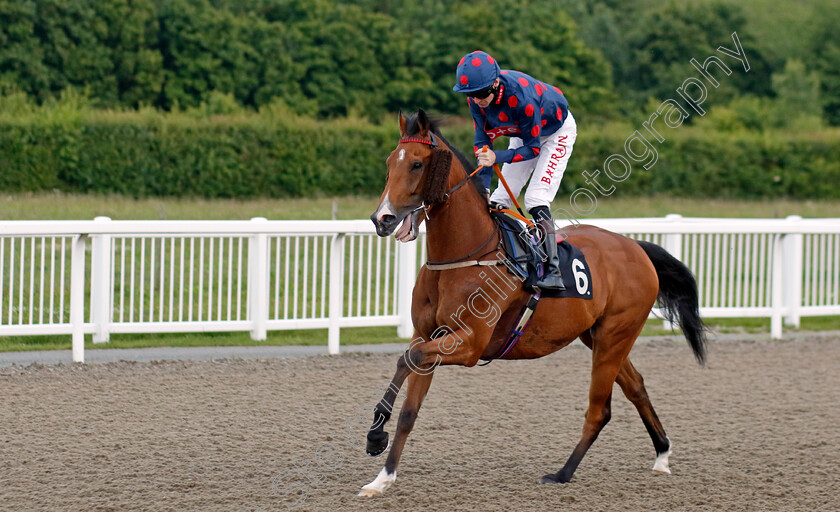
[{"x1": 453, "y1": 50, "x2": 577, "y2": 291}]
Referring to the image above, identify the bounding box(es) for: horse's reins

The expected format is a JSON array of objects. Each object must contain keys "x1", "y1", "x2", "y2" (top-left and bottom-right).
[
  {"x1": 399, "y1": 134, "x2": 499, "y2": 269},
  {"x1": 398, "y1": 134, "x2": 543, "y2": 365},
  {"x1": 398, "y1": 135, "x2": 534, "y2": 270},
  {"x1": 478, "y1": 145, "x2": 532, "y2": 226}
]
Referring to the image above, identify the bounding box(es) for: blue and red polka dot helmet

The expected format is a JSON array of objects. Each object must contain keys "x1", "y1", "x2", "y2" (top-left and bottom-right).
[{"x1": 452, "y1": 51, "x2": 501, "y2": 93}]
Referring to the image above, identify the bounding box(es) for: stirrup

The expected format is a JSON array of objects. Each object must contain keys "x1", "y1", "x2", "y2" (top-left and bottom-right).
[{"x1": 536, "y1": 270, "x2": 565, "y2": 291}]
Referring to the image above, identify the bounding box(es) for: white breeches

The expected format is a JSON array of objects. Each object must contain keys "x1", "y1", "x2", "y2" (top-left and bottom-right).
[{"x1": 490, "y1": 112, "x2": 577, "y2": 212}]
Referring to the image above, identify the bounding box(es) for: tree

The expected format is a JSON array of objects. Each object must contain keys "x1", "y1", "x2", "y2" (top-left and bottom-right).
[
  {"x1": 0, "y1": 1, "x2": 50, "y2": 101},
  {"x1": 621, "y1": 2, "x2": 772, "y2": 111},
  {"x1": 34, "y1": 0, "x2": 117, "y2": 102},
  {"x1": 154, "y1": 0, "x2": 252, "y2": 110},
  {"x1": 804, "y1": 2, "x2": 840, "y2": 125},
  {"x1": 772, "y1": 59, "x2": 821, "y2": 120},
  {"x1": 95, "y1": 0, "x2": 163, "y2": 108},
  {"x1": 367, "y1": 0, "x2": 615, "y2": 116}
]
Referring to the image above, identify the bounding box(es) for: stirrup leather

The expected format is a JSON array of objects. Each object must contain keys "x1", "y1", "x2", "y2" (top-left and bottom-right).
[{"x1": 534, "y1": 219, "x2": 565, "y2": 290}]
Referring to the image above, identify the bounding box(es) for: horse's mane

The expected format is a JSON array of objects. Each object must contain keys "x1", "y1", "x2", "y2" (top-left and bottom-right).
[{"x1": 403, "y1": 112, "x2": 487, "y2": 201}]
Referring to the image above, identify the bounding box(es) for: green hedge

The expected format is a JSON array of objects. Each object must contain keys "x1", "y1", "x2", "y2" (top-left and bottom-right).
[
  {"x1": 564, "y1": 127, "x2": 840, "y2": 199},
  {"x1": 1, "y1": 112, "x2": 839, "y2": 199},
  {"x1": 0, "y1": 113, "x2": 396, "y2": 197}
]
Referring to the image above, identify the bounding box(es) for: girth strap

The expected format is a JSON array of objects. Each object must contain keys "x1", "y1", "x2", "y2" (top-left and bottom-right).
[{"x1": 478, "y1": 291, "x2": 541, "y2": 366}]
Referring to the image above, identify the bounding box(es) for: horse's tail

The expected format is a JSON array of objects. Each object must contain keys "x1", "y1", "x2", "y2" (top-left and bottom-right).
[{"x1": 636, "y1": 240, "x2": 708, "y2": 365}]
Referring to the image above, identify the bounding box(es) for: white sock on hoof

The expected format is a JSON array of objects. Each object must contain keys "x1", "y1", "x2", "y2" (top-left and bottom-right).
[
  {"x1": 652, "y1": 440, "x2": 672, "y2": 474},
  {"x1": 358, "y1": 467, "x2": 396, "y2": 496}
]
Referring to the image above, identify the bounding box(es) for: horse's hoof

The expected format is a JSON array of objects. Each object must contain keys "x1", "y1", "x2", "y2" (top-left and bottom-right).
[
  {"x1": 359, "y1": 468, "x2": 396, "y2": 496},
  {"x1": 539, "y1": 473, "x2": 562, "y2": 485},
  {"x1": 652, "y1": 447, "x2": 672, "y2": 474},
  {"x1": 540, "y1": 473, "x2": 571, "y2": 484},
  {"x1": 366, "y1": 432, "x2": 389, "y2": 457}
]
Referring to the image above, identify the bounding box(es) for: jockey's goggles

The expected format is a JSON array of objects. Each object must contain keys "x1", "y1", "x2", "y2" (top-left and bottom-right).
[{"x1": 465, "y1": 83, "x2": 496, "y2": 98}]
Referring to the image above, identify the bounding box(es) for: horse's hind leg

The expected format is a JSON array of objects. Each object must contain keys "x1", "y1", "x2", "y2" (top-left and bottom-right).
[
  {"x1": 540, "y1": 337, "x2": 630, "y2": 484},
  {"x1": 615, "y1": 358, "x2": 672, "y2": 473}
]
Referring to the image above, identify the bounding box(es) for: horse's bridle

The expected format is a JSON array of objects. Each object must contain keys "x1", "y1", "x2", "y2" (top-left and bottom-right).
[
  {"x1": 397, "y1": 134, "x2": 502, "y2": 268},
  {"x1": 399, "y1": 132, "x2": 484, "y2": 208}
]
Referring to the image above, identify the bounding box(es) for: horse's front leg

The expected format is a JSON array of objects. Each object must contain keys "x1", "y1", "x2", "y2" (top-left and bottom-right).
[
  {"x1": 365, "y1": 346, "x2": 417, "y2": 457},
  {"x1": 366, "y1": 322, "x2": 489, "y2": 457},
  {"x1": 359, "y1": 326, "x2": 488, "y2": 497},
  {"x1": 359, "y1": 370, "x2": 434, "y2": 497}
]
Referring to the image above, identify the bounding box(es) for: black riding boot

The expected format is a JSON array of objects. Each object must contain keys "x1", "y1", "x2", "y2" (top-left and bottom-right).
[{"x1": 530, "y1": 207, "x2": 565, "y2": 291}]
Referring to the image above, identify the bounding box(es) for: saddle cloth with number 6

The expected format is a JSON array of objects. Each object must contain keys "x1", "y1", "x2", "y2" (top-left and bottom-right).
[{"x1": 491, "y1": 211, "x2": 593, "y2": 300}]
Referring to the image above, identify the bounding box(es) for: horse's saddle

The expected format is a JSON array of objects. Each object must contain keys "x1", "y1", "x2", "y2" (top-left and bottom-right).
[{"x1": 491, "y1": 211, "x2": 593, "y2": 300}]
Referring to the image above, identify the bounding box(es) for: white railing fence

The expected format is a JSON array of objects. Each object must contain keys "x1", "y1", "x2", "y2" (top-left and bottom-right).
[{"x1": 1, "y1": 215, "x2": 838, "y2": 363}]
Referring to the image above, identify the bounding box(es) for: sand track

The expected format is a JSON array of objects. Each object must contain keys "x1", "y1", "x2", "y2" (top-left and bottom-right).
[{"x1": 1, "y1": 336, "x2": 838, "y2": 511}]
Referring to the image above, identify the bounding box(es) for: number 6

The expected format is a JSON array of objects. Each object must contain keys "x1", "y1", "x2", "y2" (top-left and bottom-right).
[{"x1": 572, "y1": 259, "x2": 588, "y2": 294}]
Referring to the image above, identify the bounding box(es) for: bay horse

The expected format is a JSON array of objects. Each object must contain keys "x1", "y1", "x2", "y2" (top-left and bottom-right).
[{"x1": 361, "y1": 110, "x2": 707, "y2": 496}]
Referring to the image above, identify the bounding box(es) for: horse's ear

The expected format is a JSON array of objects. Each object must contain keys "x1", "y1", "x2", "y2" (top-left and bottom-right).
[
  {"x1": 398, "y1": 110, "x2": 407, "y2": 137},
  {"x1": 416, "y1": 109, "x2": 430, "y2": 138},
  {"x1": 421, "y1": 147, "x2": 453, "y2": 204}
]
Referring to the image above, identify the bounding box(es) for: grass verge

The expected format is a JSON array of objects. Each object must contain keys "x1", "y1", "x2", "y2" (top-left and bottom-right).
[
  {"x1": 1, "y1": 316, "x2": 836, "y2": 353},
  {"x1": 2, "y1": 193, "x2": 840, "y2": 220}
]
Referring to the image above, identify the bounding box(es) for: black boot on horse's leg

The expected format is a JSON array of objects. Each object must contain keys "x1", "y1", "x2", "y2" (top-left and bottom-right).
[
  {"x1": 366, "y1": 403, "x2": 391, "y2": 456},
  {"x1": 530, "y1": 206, "x2": 565, "y2": 291},
  {"x1": 366, "y1": 351, "x2": 416, "y2": 456}
]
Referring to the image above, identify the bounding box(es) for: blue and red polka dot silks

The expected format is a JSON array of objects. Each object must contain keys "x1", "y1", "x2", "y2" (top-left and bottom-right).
[
  {"x1": 453, "y1": 50, "x2": 500, "y2": 92},
  {"x1": 469, "y1": 69, "x2": 570, "y2": 189}
]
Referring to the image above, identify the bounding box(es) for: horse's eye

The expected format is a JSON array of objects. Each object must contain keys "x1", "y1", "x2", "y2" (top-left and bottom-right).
[{"x1": 411, "y1": 161, "x2": 423, "y2": 170}]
